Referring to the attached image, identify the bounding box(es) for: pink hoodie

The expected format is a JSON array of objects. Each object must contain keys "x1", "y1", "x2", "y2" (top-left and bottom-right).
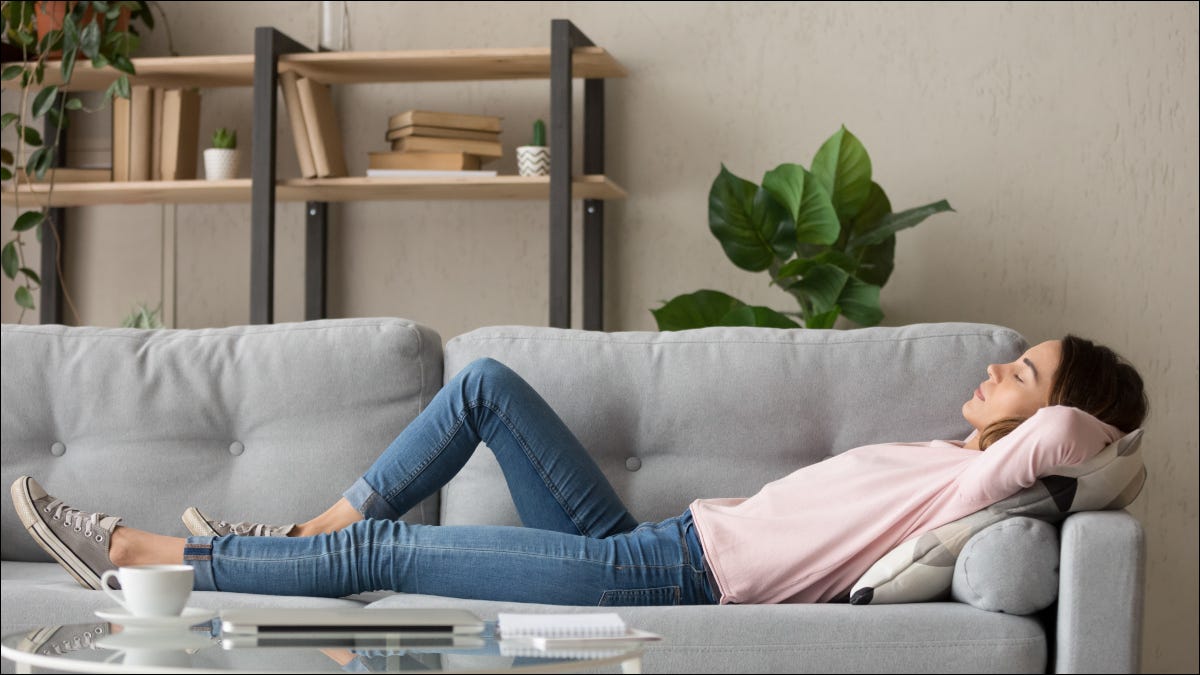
[{"x1": 689, "y1": 405, "x2": 1122, "y2": 605}]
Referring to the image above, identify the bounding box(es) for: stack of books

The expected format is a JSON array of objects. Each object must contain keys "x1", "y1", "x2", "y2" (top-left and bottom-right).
[
  {"x1": 367, "y1": 110, "x2": 502, "y2": 177},
  {"x1": 111, "y1": 85, "x2": 201, "y2": 182}
]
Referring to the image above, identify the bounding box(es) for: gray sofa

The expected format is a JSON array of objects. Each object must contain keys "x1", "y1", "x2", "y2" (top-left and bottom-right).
[{"x1": 1, "y1": 318, "x2": 1145, "y2": 673}]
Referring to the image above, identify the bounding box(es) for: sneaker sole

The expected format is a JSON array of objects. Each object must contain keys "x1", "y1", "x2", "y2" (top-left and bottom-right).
[
  {"x1": 10, "y1": 477, "x2": 103, "y2": 590},
  {"x1": 181, "y1": 507, "x2": 219, "y2": 537}
]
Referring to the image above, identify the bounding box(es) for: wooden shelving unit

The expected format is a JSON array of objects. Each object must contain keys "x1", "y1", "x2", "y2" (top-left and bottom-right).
[{"x1": 2, "y1": 20, "x2": 623, "y2": 329}]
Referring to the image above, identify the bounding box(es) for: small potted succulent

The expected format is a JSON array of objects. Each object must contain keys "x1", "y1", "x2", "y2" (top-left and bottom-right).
[
  {"x1": 516, "y1": 119, "x2": 549, "y2": 177},
  {"x1": 203, "y1": 127, "x2": 238, "y2": 180}
]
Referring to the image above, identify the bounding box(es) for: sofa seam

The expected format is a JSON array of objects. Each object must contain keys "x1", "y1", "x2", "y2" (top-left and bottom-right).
[{"x1": 448, "y1": 330, "x2": 1023, "y2": 349}]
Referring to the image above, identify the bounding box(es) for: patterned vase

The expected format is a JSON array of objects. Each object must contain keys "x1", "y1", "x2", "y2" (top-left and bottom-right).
[
  {"x1": 203, "y1": 148, "x2": 240, "y2": 180},
  {"x1": 516, "y1": 146, "x2": 550, "y2": 176}
]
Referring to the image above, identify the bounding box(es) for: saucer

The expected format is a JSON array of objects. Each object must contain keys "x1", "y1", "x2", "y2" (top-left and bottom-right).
[
  {"x1": 94, "y1": 607, "x2": 217, "y2": 630},
  {"x1": 96, "y1": 630, "x2": 216, "y2": 652}
]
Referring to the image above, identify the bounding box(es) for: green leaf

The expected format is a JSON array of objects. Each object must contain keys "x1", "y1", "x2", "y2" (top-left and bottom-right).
[
  {"x1": 838, "y1": 277, "x2": 884, "y2": 326},
  {"x1": 850, "y1": 182, "x2": 892, "y2": 237},
  {"x1": 0, "y1": 167, "x2": 11, "y2": 181},
  {"x1": 811, "y1": 126, "x2": 873, "y2": 222},
  {"x1": 2, "y1": 241, "x2": 18, "y2": 279},
  {"x1": 27, "y1": 147, "x2": 53, "y2": 179},
  {"x1": 849, "y1": 199, "x2": 955, "y2": 250},
  {"x1": 793, "y1": 175, "x2": 841, "y2": 245},
  {"x1": 790, "y1": 263, "x2": 850, "y2": 315},
  {"x1": 15, "y1": 285, "x2": 35, "y2": 309},
  {"x1": 21, "y1": 125, "x2": 42, "y2": 146},
  {"x1": 1, "y1": 65, "x2": 24, "y2": 81},
  {"x1": 19, "y1": 267, "x2": 41, "y2": 285},
  {"x1": 652, "y1": 289, "x2": 747, "y2": 330},
  {"x1": 113, "y1": 74, "x2": 131, "y2": 100},
  {"x1": 0, "y1": 148, "x2": 12, "y2": 166},
  {"x1": 708, "y1": 165, "x2": 794, "y2": 271},
  {"x1": 0, "y1": 112, "x2": 16, "y2": 129},
  {"x1": 33, "y1": 86, "x2": 59, "y2": 118},
  {"x1": 65, "y1": 96, "x2": 84, "y2": 111},
  {"x1": 14, "y1": 210, "x2": 44, "y2": 232},
  {"x1": 762, "y1": 163, "x2": 806, "y2": 224},
  {"x1": 805, "y1": 308, "x2": 840, "y2": 329},
  {"x1": 777, "y1": 250, "x2": 857, "y2": 281},
  {"x1": 111, "y1": 52, "x2": 137, "y2": 75},
  {"x1": 716, "y1": 305, "x2": 801, "y2": 328},
  {"x1": 855, "y1": 235, "x2": 895, "y2": 287},
  {"x1": 80, "y1": 21, "x2": 101, "y2": 59},
  {"x1": 61, "y1": 45, "x2": 78, "y2": 83}
]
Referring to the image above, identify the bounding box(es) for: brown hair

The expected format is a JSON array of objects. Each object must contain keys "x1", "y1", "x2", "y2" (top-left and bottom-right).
[{"x1": 977, "y1": 335, "x2": 1149, "y2": 450}]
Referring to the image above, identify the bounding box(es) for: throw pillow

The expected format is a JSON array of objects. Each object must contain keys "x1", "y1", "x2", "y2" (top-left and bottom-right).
[
  {"x1": 951, "y1": 517, "x2": 1059, "y2": 614},
  {"x1": 848, "y1": 428, "x2": 1145, "y2": 606}
]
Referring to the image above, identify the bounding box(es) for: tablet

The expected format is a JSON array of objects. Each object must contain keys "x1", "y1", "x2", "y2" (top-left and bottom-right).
[{"x1": 219, "y1": 608, "x2": 485, "y2": 636}]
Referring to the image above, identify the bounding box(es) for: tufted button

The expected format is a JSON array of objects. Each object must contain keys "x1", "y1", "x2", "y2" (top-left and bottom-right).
[
  {"x1": 229, "y1": 441, "x2": 245, "y2": 456},
  {"x1": 50, "y1": 442, "x2": 66, "y2": 457},
  {"x1": 625, "y1": 457, "x2": 642, "y2": 472}
]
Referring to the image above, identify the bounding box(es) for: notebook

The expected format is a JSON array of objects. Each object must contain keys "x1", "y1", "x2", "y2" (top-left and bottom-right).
[
  {"x1": 497, "y1": 612, "x2": 661, "y2": 650},
  {"x1": 220, "y1": 608, "x2": 484, "y2": 636}
]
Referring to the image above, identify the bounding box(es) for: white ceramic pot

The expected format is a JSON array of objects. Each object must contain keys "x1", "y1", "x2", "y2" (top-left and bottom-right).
[
  {"x1": 203, "y1": 148, "x2": 240, "y2": 180},
  {"x1": 516, "y1": 146, "x2": 550, "y2": 177}
]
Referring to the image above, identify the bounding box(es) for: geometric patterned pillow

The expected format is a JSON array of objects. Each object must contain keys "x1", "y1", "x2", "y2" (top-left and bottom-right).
[{"x1": 848, "y1": 428, "x2": 1146, "y2": 605}]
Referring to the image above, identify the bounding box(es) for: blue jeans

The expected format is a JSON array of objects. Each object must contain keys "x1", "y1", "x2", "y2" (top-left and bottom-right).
[{"x1": 186, "y1": 358, "x2": 718, "y2": 606}]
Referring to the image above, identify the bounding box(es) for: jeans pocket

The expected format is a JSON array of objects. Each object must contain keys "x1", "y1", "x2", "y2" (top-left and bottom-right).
[{"x1": 598, "y1": 586, "x2": 681, "y2": 607}]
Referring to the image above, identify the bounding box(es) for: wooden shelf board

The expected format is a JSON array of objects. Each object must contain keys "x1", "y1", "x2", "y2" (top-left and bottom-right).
[
  {"x1": 2, "y1": 47, "x2": 626, "y2": 92},
  {"x1": 1, "y1": 176, "x2": 626, "y2": 207},
  {"x1": 280, "y1": 47, "x2": 628, "y2": 83}
]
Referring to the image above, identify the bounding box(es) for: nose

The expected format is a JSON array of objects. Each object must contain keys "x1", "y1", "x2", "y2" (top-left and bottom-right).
[{"x1": 986, "y1": 364, "x2": 998, "y2": 381}]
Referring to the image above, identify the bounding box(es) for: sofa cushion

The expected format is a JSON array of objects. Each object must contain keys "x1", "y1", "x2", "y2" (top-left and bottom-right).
[
  {"x1": 951, "y1": 517, "x2": 1060, "y2": 615},
  {"x1": 850, "y1": 428, "x2": 1145, "y2": 606},
  {"x1": 440, "y1": 323, "x2": 1026, "y2": 527},
  {"x1": 367, "y1": 593, "x2": 1047, "y2": 673},
  {"x1": 1, "y1": 319, "x2": 443, "y2": 563}
]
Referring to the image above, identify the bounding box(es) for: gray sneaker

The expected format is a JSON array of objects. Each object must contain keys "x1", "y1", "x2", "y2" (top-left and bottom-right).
[
  {"x1": 10, "y1": 476, "x2": 121, "y2": 590},
  {"x1": 182, "y1": 506, "x2": 295, "y2": 537}
]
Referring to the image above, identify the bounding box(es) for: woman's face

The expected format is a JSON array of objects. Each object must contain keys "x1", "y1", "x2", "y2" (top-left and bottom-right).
[{"x1": 962, "y1": 340, "x2": 1062, "y2": 432}]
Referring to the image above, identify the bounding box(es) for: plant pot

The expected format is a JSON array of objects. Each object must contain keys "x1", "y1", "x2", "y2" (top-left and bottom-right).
[
  {"x1": 203, "y1": 148, "x2": 239, "y2": 180},
  {"x1": 516, "y1": 146, "x2": 550, "y2": 177},
  {"x1": 35, "y1": 2, "x2": 131, "y2": 58}
]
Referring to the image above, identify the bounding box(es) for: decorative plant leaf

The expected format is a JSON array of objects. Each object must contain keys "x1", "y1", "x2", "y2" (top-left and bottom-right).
[
  {"x1": 1, "y1": 65, "x2": 24, "y2": 81},
  {"x1": 19, "y1": 267, "x2": 41, "y2": 285},
  {"x1": 80, "y1": 21, "x2": 101, "y2": 59},
  {"x1": 652, "y1": 289, "x2": 747, "y2": 330},
  {"x1": 811, "y1": 126, "x2": 873, "y2": 222},
  {"x1": 709, "y1": 165, "x2": 793, "y2": 271},
  {"x1": 1, "y1": 241, "x2": 18, "y2": 279},
  {"x1": 805, "y1": 308, "x2": 841, "y2": 329},
  {"x1": 850, "y1": 200, "x2": 955, "y2": 250},
  {"x1": 762, "y1": 163, "x2": 806, "y2": 224},
  {"x1": 855, "y1": 234, "x2": 896, "y2": 287},
  {"x1": 14, "y1": 210, "x2": 44, "y2": 232},
  {"x1": 14, "y1": 285, "x2": 34, "y2": 309},
  {"x1": 790, "y1": 263, "x2": 850, "y2": 315},
  {"x1": 717, "y1": 305, "x2": 801, "y2": 328},
  {"x1": 21, "y1": 125, "x2": 42, "y2": 146},
  {"x1": 777, "y1": 250, "x2": 857, "y2": 281},
  {"x1": 794, "y1": 171, "x2": 841, "y2": 246},
  {"x1": 838, "y1": 277, "x2": 884, "y2": 326}
]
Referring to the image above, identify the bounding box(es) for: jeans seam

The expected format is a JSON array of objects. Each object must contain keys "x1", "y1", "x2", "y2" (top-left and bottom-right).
[
  {"x1": 470, "y1": 397, "x2": 593, "y2": 537},
  {"x1": 381, "y1": 407, "x2": 469, "y2": 508}
]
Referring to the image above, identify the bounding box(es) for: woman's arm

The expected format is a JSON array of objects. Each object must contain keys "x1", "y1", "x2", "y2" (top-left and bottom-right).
[{"x1": 956, "y1": 405, "x2": 1123, "y2": 505}]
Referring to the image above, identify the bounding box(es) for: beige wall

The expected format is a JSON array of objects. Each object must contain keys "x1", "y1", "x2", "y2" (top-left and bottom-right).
[{"x1": 2, "y1": 2, "x2": 1196, "y2": 671}]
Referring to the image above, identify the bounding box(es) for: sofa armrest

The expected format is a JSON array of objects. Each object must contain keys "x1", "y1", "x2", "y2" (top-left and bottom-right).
[{"x1": 1055, "y1": 510, "x2": 1145, "y2": 674}]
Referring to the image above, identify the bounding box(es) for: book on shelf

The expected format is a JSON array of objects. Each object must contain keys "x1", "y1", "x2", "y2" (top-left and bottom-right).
[
  {"x1": 389, "y1": 135, "x2": 502, "y2": 158},
  {"x1": 384, "y1": 125, "x2": 499, "y2": 143},
  {"x1": 150, "y1": 88, "x2": 165, "y2": 181},
  {"x1": 160, "y1": 89, "x2": 201, "y2": 181},
  {"x1": 112, "y1": 94, "x2": 131, "y2": 181},
  {"x1": 295, "y1": 76, "x2": 348, "y2": 178},
  {"x1": 14, "y1": 167, "x2": 112, "y2": 183},
  {"x1": 365, "y1": 169, "x2": 498, "y2": 178},
  {"x1": 386, "y1": 110, "x2": 502, "y2": 133},
  {"x1": 127, "y1": 85, "x2": 153, "y2": 181},
  {"x1": 368, "y1": 151, "x2": 482, "y2": 171},
  {"x1": 279, "y1": 71, "x2": 318, "y2": 178}
]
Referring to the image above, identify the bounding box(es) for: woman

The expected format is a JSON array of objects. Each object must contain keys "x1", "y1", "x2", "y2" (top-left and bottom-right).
[{"x1": 12, "y1": 334, "x2": 1147, "y2": 606}]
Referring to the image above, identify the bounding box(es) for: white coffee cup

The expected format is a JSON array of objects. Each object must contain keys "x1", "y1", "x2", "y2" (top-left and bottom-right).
[{"x1": 100, "y1": 565, "x2": 194, "y2": 617}]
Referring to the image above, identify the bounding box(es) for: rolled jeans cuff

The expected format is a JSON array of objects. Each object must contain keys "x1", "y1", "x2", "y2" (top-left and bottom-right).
[
  {"x1": 184, "y1": 536, "x2": 218, "y2": 591},
  {"x1": 344, "y1": 476, "x2": 400, "y2": 521}
]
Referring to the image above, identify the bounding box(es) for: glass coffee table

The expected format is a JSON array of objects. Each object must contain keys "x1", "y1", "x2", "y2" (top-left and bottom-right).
[{"x1": 1, "y1": 619, "x2": 644, "y2": 674}]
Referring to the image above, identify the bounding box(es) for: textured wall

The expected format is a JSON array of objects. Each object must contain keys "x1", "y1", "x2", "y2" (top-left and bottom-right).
[{"x1": 2, "y1": 3, "x2": 1196, "y2": 671}]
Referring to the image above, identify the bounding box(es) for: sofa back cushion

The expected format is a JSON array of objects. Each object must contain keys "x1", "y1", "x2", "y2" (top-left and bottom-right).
[
  {"x1": 440, "y1": 322, "x2": 1027, "y2": 526},
  {"x1": 1, "y1": 318, "x2": 443, "y2": 562}
]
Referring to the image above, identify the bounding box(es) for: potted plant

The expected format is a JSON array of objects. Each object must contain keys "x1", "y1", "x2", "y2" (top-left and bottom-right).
[
  {"x1": 120, "y1": 301, "x2": 162, "y2": 328},
  {"x1": 516, "y1": 118, "x2": 549, "y2": 177},
  {"x1": 651, "y1": 126, "x2": 954, "y2": 330},
  {"x1": 203, "y1": 127, "x2": 237, "y2": 180},
  {"x1": 1, "y1": 0, "x2": 161, "y2": 320}
]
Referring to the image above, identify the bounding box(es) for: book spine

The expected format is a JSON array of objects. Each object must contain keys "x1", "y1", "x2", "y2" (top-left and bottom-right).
[
  {"x1": 151, "y1": 88, "x2": 164, "y2": 180},
  {"x1": 296, "y1": 77, "x2": 347, "y2": 178},
  {"x1": 386, "y1": 110, "x2": 502, "y2": 133},
  {"x1": 128, "y1": 85, "x2": 153, "y2": 181},
  {"x1": 391, "y1": 136, "x2": 502, "y2": 158},
  {"x1": 111, "y1": 94, "x2": 131, "y2": 182}
]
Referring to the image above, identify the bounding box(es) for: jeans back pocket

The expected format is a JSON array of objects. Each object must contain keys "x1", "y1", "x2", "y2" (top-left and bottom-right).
[{"x1": 598, "y1": 585, "x2": 681, "y2": 606}]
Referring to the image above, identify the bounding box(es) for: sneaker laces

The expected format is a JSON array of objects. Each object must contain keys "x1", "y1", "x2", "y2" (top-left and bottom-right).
[
  {"x1": 46, "y1": 498, "x2": 108, "y2": 539},
  {"x1": 214, "y1": 519, "x2": 281, "y2": 536}
]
